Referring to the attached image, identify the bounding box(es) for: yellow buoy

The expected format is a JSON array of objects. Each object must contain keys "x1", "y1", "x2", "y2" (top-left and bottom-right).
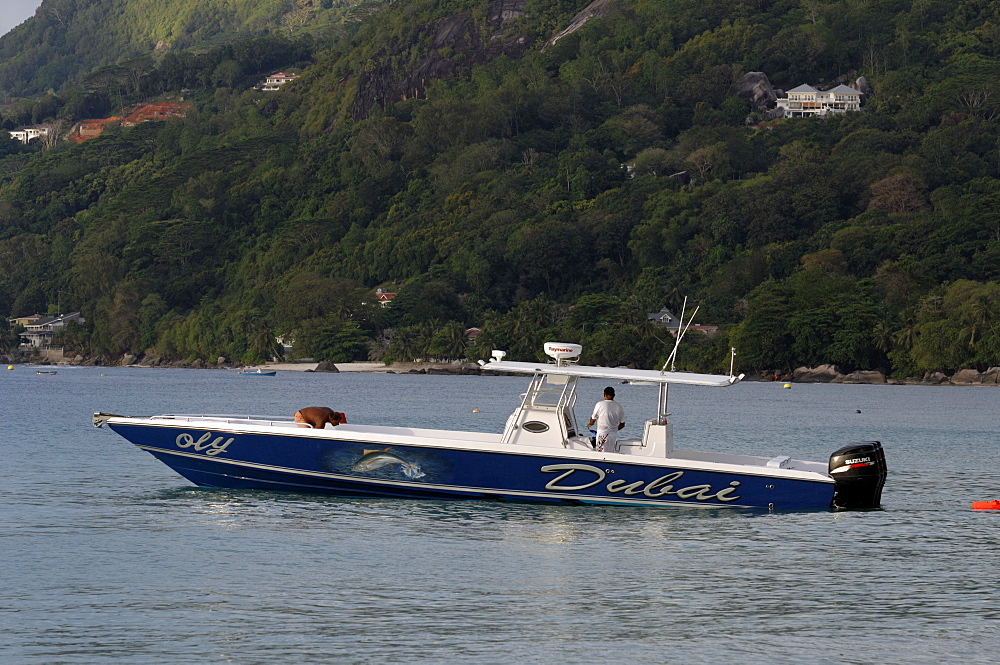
[
  {"x1": 472, "y1": 409, "x2": 480, "y2": 413},
  {"x1": 6, "y1": 365, "x2": 13, "y2": 370},
  {"x1": 783, "y1": 383, "x2": 792, "y2": 389}
]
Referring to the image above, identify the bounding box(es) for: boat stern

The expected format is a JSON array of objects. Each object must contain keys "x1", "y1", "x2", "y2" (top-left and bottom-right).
[{"x1": 829, "y1": 441, "x2": 887, "y2": 510}]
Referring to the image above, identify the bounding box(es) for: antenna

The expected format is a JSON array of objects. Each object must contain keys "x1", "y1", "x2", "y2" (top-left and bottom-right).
[{"x1": 729, "y1": 346, "x2": 736, "y2": 379}]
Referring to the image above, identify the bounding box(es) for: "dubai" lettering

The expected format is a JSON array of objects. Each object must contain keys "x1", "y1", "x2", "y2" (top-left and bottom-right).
[
  {"x1": 540, "y1": 463, "x2": 741, "y2": 502},
  {"x1": 175, "y1": 431, "x2": 234, "y2": 456}
]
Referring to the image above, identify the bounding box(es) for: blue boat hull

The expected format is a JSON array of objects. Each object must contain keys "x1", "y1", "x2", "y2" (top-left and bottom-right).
[{"x1": 109, "y1": 423, "x2": 836, "y2": 510}]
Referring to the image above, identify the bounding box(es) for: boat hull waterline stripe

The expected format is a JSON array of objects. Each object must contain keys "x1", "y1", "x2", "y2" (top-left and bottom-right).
[{"x1": 141, "y1": 446, "x2": 742, "y2": 508}]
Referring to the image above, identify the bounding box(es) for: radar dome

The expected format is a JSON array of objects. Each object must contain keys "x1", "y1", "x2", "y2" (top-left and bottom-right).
[{"x1": 543, "y1": 342, "x2": 582, "y2": 365}]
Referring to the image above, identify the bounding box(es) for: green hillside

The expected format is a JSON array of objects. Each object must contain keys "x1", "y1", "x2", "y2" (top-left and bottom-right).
[
  {"x1": 0, "y1": 0, "x2": 385, "y2": 97},
  {"x1": 2, "y1": 0, "x2": 1000, "y2": 377}
]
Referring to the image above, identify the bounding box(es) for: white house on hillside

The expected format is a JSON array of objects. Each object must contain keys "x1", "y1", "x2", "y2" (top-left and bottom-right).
[
  {"x1": 9, "y1": 125, "x2": 51, "y2": 144},
  {"x1": 257, "y1": 72, "x2": 300, "y2": 91},
  {"x1": 775, "y1": 84, "x2": 862, "y2": 117}
]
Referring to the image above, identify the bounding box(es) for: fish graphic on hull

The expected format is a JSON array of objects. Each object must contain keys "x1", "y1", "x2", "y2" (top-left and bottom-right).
[{"x1": 351, "y1": 448, "x2": 426, "y2": 479}]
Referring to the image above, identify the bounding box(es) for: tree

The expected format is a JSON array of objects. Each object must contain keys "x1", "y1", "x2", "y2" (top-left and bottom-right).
[
  {"x1": 506, "y1": 220, "x2": 587, "y2": 295},
  {"x1": 867, "y1": 171, "x2": 927, "y2": 214},
  {"x1": 39, "y1": 120, "x2": 67, "y2": 150},
  {"x1": 731, "y1": 280, "x2": 794, "y2": 371},
  {"x1": 212, "y1": 60, "x2": 243, "y2": 89},
  {"x1": 389, "y1": 278, "x2": 467, "y2": 328},
  {"x1": 429, "y1": 320, "x2": 467, "y2": 360}
]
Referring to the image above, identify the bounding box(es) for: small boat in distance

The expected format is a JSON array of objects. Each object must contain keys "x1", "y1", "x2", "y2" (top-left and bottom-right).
[
  {"x1": 36, "y1": 370, "x2": 58, "y2": 375},
  {"x1": 94, "y1": 343, "x2": 887, "y2": 511},
  {"x1": 238, "y1": 368, "x2": 276, "y2": 376}
]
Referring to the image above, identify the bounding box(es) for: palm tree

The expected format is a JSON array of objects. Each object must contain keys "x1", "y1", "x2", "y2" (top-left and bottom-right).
[
  {"x1": 432, "y1": 321, "x2": 467, "y2": 361},
  {"x1": 893, "y1": 323, "x2": 917, "y2": 353},
  {"x1": 964, "y1": 293, "x2": 993, "y2": 348},
  {"x1": 389, "y1": 326, "x2": 418, "y2": 362},
  {"x1": 872, "y1": 320, "x2": 894, "y2": 355}
]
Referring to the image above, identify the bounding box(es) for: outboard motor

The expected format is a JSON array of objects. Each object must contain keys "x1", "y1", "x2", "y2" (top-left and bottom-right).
[{"x1": 829, "y1": 441, "x2": 887, "y2": 510}]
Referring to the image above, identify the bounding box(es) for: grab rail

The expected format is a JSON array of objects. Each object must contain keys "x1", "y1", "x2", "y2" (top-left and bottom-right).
[{"x1": 151, "y1": 414, "x2": 301, "y2": 428}]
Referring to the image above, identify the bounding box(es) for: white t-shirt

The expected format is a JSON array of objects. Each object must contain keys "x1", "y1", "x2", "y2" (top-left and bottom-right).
[{"x1": 591, "y1": 399, "x2": 625, "y2": 433}]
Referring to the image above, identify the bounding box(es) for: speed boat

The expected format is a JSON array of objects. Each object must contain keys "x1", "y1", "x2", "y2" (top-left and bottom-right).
[
  {"x1": 94, "y1": 343, "x2": 886, "y2": 510},
  {"x1": 238, "y1": 368, "x2": 277, "y2": 376}
]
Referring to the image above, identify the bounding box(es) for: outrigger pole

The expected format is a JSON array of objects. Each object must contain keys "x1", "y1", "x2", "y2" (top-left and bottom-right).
[{"x1": 661, "y1": 296, "x2": 700, "y2": 373}]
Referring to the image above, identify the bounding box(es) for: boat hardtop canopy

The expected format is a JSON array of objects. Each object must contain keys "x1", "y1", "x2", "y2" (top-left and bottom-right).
[{"x1": 481, "y1": 342, "x2": 742, "y2": 387}]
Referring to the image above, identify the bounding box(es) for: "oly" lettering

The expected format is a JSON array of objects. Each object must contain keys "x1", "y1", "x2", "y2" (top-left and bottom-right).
[{"x1": 175, "y1": 431, "x2": 234, "y2": 456}]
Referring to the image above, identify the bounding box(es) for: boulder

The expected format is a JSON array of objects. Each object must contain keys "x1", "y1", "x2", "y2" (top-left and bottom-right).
[
  {"x1": 793, "y1": 364, "x2": 843, "y2": 383},
  {"x1": 922, "y1": 371, "x2": 949, "y2": 385},
  {"x1": 981, "y1": 367, "x2": 1000, "y2": 384},
  {"x1": 121, "y1": 353, "x2": 137, "y2": 366},
  {"x1": 839, "y1": 370, "x2": 886, "y2": 384},
  {"x1": 216, "y1": 356, "x2": 226, "y2": 365},
  {"x1": 314, "y1": 361, "x2": 339, "y2": 372},
  {"x1": 950, "y1": 368, "x2": 982, "y2": 384},
  {"x1": 731, "y1": 72, "x2": 777, "y2": 110},
  {"x1": 855, "y1": 75, "x2": 873, "y2": 96}
]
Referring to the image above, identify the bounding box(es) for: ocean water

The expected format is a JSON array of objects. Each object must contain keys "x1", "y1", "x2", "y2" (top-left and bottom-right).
[{"x1": 1, "y1": 366, "x2": 998, "y2": 664}]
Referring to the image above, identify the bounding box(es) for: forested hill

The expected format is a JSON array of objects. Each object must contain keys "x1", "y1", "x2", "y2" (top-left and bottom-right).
[
  {"x1": 2, "y1": 0, "x2": 1000, "y2": 378},
  {"x1": 0, "y1": 0, "x2": 386, "y2": 97}
]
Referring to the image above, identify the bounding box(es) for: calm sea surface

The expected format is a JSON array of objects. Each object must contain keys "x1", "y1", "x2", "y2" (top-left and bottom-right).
[{"x1": 1, "y1": 366, "x2": 998, "y2": 664}]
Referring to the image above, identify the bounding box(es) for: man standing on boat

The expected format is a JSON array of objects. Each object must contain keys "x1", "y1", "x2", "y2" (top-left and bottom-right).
[{"x1": 587, "y1": 387, "x2": 625, "y2": 452}]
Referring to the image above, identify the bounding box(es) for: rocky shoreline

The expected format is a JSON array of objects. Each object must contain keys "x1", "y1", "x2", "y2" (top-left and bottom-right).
[
  {"x1": 0, "y1": 350, "x2": 487, "y2": 375},
  {"x1": 4, "y1": 351, "x2": 1000, "y2": 384},
  {"x1": 749, "y1": 364, "x2": 1000, "y2": 386}
]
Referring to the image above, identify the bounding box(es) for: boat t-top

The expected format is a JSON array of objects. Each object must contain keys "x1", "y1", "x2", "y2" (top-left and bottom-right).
[{"x1": 94, "y1": 343, "x2": 886, "y2": 510}]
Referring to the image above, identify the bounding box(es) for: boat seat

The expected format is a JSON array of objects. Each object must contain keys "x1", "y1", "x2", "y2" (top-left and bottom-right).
[{"x1": 766, "y1": 455, "x2": 791, "y2": 469}]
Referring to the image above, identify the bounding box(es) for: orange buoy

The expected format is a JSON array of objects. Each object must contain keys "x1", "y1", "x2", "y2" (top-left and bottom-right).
[{"x1": 971, "y1": 500, "x2": 1000, "y2": 510}]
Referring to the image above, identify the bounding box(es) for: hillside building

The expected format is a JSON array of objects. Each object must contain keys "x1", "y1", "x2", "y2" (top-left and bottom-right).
[
  {"x1": 8, "y1": 313, "x2": 44, "y2": 328},
  {"x1": 775, "y1": 84, "x2": 862, "y2": 117},
  {"x1": 647, "y1": 307, "x2": 718, "y2": 337},
  {"x1": 8, "y1": 125, "x2": 50, "y2": 144},
  {"x1": 375, "y1": 289, "x2": 397, "y2": 308},
  {"x1": 18, "y1": 312, "x2": 86, "y2": 347},
  {"x1": 67, "y1": 117, "x2": 122, "y2": 143},
  {"x1": 257, "y1": 72, "x2": 300, "y2": 91}
]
